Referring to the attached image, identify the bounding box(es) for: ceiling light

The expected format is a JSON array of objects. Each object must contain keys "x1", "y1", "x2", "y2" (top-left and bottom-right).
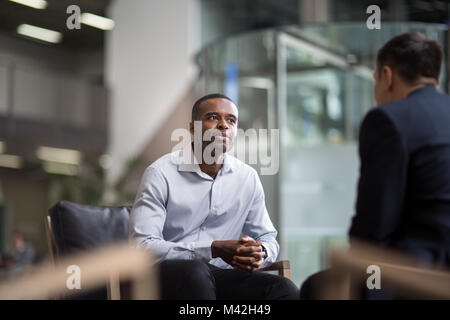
[
  {"x1": 36, "y1": 146, "x2": 81, "y2": 165},
  {"x1": 9, "y1": 0, "x2": 47, "y2": 10},
  {"x1": 80, "y1": 13, "x2": 115, "y2": 30},
  {"x1": 0, "y1": 154, "x2": 23, "y2": 169},
  {"x1": 17, "y1": 24, "x2": 62, "y2": 44},
  {"x1": 42, "y1": 161, "x2": 79, "y2": 176}
]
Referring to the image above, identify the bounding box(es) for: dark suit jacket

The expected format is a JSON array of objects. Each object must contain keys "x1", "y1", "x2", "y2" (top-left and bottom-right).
[{"x1": 349, "y1": 85, "x2": 450, "y2": 268}]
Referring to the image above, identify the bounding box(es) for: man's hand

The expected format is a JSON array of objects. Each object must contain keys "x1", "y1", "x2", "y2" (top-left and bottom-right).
[
  {"x1": 211, "y1": 239, "x2": 247, "y2": 266},
  {"x1": 211, "y1": 236, "x2": 265, "y2": 272},
  {"x1": 232, "y1": 236, "x2": 265, "y2": 272}
]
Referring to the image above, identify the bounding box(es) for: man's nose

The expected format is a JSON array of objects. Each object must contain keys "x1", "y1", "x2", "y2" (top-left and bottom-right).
[{"x1": 217, "y1": 118, "x2": 228, "y2": 130}]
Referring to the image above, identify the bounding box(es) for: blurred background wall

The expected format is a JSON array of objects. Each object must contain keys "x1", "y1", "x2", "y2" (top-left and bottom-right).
[
  {"x1": 0, "y1": 0, "x2": 448, "y2": 284},
  {"x1": 105, "y1": 0, "x2": 200, "y2": 192}
]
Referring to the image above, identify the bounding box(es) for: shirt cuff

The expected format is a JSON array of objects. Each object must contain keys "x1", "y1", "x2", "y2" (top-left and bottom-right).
[{"x1": 193, "y1": 240, "x2": 214, "y2": 261}]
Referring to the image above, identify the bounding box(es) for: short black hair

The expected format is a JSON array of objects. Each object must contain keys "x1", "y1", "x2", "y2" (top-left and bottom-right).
[
  {"x1": 191, "y1": 93, "x2": 235, "y2": 121},
  {"x1": 377, "y1": 33, "x2": 443, "y2": 84}
]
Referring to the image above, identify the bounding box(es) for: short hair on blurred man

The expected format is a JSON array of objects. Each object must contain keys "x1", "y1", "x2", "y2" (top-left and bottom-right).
[{"x1": 376, "y1": 32, "x2": 443, "y2": 84}]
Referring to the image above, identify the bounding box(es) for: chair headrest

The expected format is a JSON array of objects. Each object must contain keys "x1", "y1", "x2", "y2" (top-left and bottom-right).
[{"x1": 48, "y1": 200, "x2": 131, "y2": 257}]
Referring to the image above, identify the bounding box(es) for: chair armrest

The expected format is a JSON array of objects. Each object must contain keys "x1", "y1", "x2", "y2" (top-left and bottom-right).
[{"x1": 260, "y1": 260, "x2": 291, "y2": 279}]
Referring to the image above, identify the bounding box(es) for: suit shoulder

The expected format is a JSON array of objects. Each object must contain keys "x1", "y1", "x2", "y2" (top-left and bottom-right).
[{"x1": 361, "y1": 106, "x2": 399, "y2": 133}]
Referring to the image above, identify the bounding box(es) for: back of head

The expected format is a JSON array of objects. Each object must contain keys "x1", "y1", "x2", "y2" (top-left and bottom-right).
[{"x1": 377, "y1": 33, "x2": 443, "y2": 85}]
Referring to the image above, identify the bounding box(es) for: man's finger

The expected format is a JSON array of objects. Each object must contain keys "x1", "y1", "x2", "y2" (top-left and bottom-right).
[
  {"x1": 242, "y1": 241, "x2": 262, "y2": 247},
  {"x1": 239, "y1": 236, "x2": 261, "y2": 245},
  {"x1": 233, "y1": 255, "x2": 257, "y2": 265},
  {"x1": 237, "y1": 245, "x2": 262, "y2": 254},
  {"x1": 233, "y1": 258, "x2": 263, "y2": 270},
  {"x1": 231, "y1": 260, "x2": 256, "y2": 272},
  {"x1": 233, "y1": 254, "x2": 265, "y2": 267}
]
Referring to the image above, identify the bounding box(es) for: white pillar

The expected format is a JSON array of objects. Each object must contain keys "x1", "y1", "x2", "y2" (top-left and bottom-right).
[{"x1": 105, "y1": 0, "x2": 200, "y2": 190}]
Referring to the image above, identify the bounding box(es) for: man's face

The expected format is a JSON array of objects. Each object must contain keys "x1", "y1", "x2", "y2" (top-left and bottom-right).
[{"x1": 190, "y1": 98, "x2": 238, "y2": 153}]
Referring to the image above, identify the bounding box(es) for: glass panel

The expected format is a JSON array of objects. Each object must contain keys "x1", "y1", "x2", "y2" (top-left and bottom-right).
[{"x1": 196, "y1": 29, "x2": 280, "y2": 225}]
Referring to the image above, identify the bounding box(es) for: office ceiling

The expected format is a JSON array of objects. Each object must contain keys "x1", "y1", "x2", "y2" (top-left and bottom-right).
[
  {"x1": 0, "y1": 0, "x2": 448, "y2": 51},
  {"x1": 211, "y1": 0, "x2": 450, "y2": 25},
  {"x1": 0, "y1": 0, "x2": 111, "y2": 49}
]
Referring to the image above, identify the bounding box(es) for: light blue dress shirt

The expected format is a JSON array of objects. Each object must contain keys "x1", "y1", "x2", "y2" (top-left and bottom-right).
[{"x1": 129, "y1": 150, "x2": 279, "y2": 269}]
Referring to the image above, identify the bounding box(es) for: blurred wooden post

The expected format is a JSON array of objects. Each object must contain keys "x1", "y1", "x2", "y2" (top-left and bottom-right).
[{"x1": 107, "y1": 270, "x2": 121, "y2": 300}]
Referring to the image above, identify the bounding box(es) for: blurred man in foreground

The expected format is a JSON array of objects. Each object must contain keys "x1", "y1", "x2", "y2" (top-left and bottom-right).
[{"x1": 301, "y1": 33, "x2": 450, "y2": 299}]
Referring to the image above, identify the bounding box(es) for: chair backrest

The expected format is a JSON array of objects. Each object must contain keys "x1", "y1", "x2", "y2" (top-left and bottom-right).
[{"x1": 48, "y1": 200, "x2": 132, "y2": 258}]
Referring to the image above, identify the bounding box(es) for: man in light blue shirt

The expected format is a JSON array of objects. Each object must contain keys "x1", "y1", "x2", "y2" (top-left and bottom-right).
[{"x1": 130, "y1": 93, "x2": 298, "y2": 299}]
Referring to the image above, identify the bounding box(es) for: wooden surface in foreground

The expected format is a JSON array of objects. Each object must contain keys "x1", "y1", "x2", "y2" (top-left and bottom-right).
[{"x1": 0, "y1": 242, "x2": 158, "y2": 300}]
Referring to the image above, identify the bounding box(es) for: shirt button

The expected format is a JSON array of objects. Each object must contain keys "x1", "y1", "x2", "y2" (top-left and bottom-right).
[{"x1": 200, "y1": 226, "x2": 205, "y2": 231}]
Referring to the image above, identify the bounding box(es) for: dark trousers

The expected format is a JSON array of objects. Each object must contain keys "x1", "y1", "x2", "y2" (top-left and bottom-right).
[{"x1": 159, "y1": 259, "x2": 299, "y2": 300}]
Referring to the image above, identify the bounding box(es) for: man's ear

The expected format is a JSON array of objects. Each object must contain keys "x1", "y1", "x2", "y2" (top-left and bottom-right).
[
  {"x1": 189, "y1": 122, "x2": 194, "y2": 135},
  {"x1": 382, "y1": 66, "x2": 393, "y2": 90}
]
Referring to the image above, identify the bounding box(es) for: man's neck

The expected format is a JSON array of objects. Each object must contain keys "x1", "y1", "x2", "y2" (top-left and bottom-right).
[
  {"x1": 199, "y1": 162, "x2": 223, "y2": 179},
  {"x1": 192, "y1": 144, "x2": 225, "y2": 179},
  {"x1": 402, "y1": 77, "x2": 438, "y2": 99}
]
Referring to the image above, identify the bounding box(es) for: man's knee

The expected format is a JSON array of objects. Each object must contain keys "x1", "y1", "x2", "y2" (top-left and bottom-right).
[
  {"x1": 263, "y1": 275, "x2": 299, "y2": 300},
  {"x1": 274, "y1": 276, "x2": 299, "y2": 300},
  {"x1": 181, "y1": 260, "x2": 214, "y2": 285},
  {"x1": 160, "y1": 259, "x2": 215, "y2": 300}
]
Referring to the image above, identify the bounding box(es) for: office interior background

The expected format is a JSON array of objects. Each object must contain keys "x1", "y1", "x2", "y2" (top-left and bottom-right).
[{"x1": 0, "y1": 0, "x2": 449, "y2": 286}]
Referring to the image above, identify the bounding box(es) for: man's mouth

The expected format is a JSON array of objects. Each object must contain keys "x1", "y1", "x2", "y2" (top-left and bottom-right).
[{"x1": 214, "y1": 135, "x2": 227, "y2": 141}]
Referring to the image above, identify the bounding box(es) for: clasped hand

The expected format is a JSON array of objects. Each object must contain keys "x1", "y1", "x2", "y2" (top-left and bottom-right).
[{"x1": 211, "y1": 236, "x2": 265, "y2": 272}]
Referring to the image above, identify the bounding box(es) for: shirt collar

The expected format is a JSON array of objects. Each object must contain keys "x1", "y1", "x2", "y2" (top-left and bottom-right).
[{"x1": 176, "y1": 147, "x2": 234, "y2": 174}]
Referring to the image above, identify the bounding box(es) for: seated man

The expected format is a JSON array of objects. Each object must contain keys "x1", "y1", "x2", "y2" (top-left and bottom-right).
[
  {"x1": 129, "y1": 93, "x2": 298, "y2": 300},
  {"x1": 301, "y1": 33, "x2": 450, "y2": 299}
]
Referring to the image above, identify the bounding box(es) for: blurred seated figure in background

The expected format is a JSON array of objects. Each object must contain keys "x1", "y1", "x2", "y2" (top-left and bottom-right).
[
  {"x1": 130, "y1": 94, "x2": 298, "y2": 300},
  {"x1": 301, "y1": 33, "x2": 450, "y2": 299},
  {"x1": 0, "y1": 231, "x2": 36, "y2": 278},
  {"x1": 11, "y1": 231, "x2": 36, "y2": 270}
]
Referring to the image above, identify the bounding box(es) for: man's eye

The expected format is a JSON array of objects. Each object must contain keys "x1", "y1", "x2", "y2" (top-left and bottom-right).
[
  {"x1": 208, "y1": 115, "x2": 218, "y2": 120},
  {"x1": 228, "y1": 118, "x2": 236, "y2": 123}
]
